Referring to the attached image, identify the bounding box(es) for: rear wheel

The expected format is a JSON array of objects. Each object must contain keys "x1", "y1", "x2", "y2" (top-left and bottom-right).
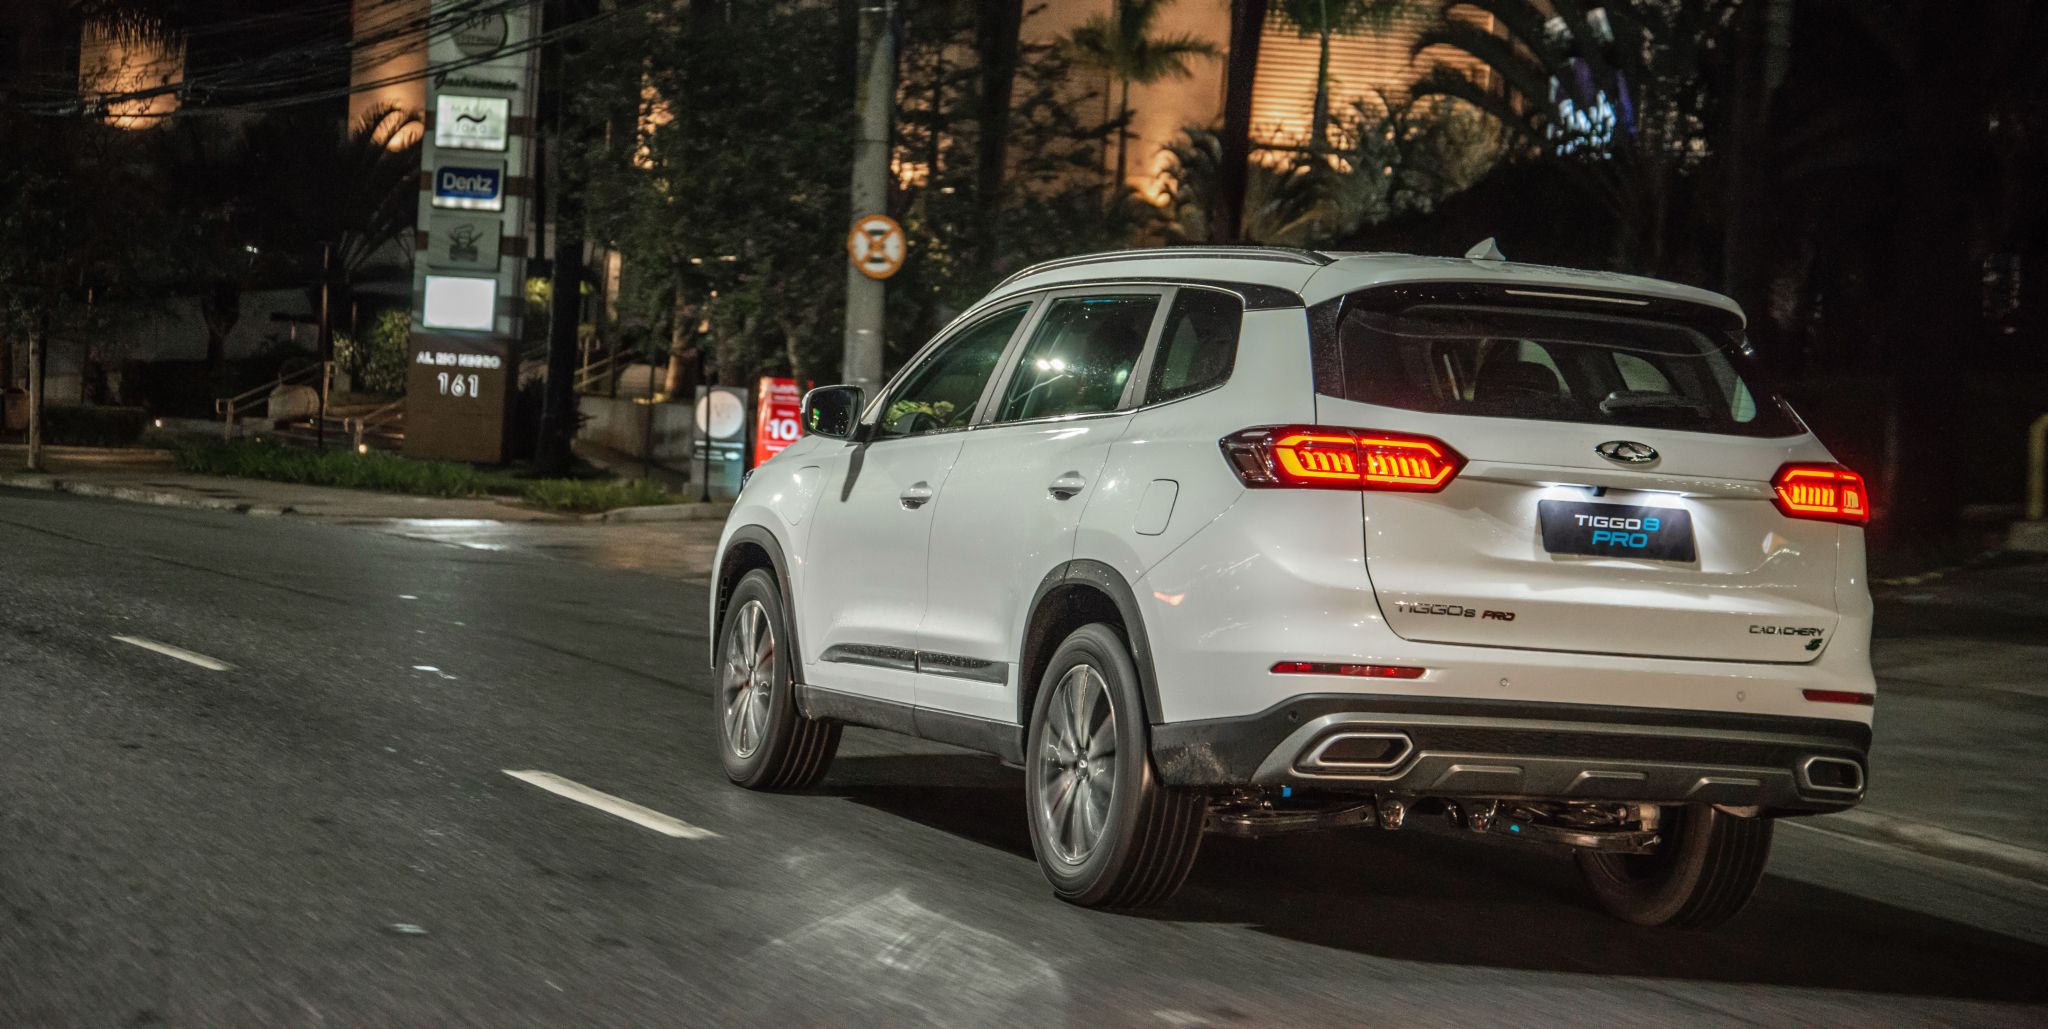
[
  {"x1": 715, "y1": 569, "x2": 840, "y2": 790},
  {"x1": 1024, "y1": 623, "x2": 1205, "y2": 909},
  {"x1": 1575, "y1": 804, "x2": 1773, "y2": 929}
]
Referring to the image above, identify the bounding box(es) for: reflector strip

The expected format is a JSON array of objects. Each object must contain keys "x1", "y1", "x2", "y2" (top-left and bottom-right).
[
  {"x1": 1271, "y1": 661, "x2": 1427, "y2": 679},
  {"x1": 1802, "y1": 689, "x2": 1874, "y2": 706}
]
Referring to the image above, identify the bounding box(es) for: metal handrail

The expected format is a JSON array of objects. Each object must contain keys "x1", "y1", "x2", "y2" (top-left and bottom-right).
[
  {"x1": 343, "y1": 397, "x2": 406, "y2": 452},
  {"x1": 574, "y1": 353, "x2": 617, "y2": 393},
  {"x1": 214, "y1": 361, "x2": 331, "y2": 441}
]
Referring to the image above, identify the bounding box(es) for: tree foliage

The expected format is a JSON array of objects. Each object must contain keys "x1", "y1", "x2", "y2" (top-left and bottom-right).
[
  {"x1": 1062, "y1": 0, "x2": 1220, "y2": 186},
  {"x1": 1410, "y1": 0, "x2": 1736, "y2": 273}
]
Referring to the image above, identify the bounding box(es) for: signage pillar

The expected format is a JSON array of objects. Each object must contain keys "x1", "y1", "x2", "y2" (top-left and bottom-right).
[{"x1": 406, "y1": 1, "x2": 541, "y2": 463}]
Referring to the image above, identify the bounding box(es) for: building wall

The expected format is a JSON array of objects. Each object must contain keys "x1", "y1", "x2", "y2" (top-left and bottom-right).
[
  {"x1": 1023, "y1": 0, "x2": 1229, "y2": 201},
  {"x1": 1027, "y1": 1, "x2": 1496, "y2": 193},
  {"x1": 77, "y1": 24, "x2": 183, "y2": 128},
  {"x1": 1251, "y1": 6, "x2": 1496, "y2": 150}
]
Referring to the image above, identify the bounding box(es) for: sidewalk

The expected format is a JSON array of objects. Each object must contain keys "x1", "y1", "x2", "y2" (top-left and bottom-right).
[
  {"x1": 0, "y1": 446, "x2": 725, "y2": 523},
  {"x1": 1849, "y1": 555, "x2": 2048, "y2": 882}
]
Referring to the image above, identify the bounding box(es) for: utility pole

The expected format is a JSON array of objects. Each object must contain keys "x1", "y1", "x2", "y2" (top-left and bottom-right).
[
  {"x1": 317, "y1": 242, "x2": 332, "y2": 449},
  {"x1": 24, "y1": 320, "x2": 43, "y2": 472},
  {"x1": 536, "y1": 0, "x2": 592, "y2": 477},
  {"x1": 840, "y1": 0, "x2": 894, "y2": 392}
]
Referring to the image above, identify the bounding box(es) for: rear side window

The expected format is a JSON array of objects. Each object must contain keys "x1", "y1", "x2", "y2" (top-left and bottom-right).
[
  {"x1": 1146, "y1": 288, "x2": 1242, "y2": 404},
  {"x1": 1331, "y1": 303, "x2": 1801, "y2": 437},
  {"x1": 995, "y1": 295, "x2": 1158, "y2": 422}
]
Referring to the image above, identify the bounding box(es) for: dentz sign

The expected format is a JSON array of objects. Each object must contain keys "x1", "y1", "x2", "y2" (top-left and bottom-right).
[{"x1": 432, "y1": 162, "x2": 505, "y2": 212}]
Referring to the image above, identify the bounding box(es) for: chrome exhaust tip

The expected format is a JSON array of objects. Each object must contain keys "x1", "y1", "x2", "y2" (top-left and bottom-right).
[
  {"x1": 1798, "y1": 755, "x2": 1865, "y2": 796},
  {"x1": 1298, "y1": 731, "x2": 1413, "y2": 773}
]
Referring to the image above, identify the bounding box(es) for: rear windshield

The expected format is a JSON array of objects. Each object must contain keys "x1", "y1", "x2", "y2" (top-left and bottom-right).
[{"x1": 1330, "y1": 303, "x2": 1802, "y2": 437}]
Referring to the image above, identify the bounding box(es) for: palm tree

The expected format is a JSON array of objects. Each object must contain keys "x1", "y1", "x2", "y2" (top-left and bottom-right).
[
  {"x1": 1063, "y1": 0, "x2": 1220, "y2": 192},
  {"x1": 1407, "y1": 0, "x2": 1729, "y2": 272},
  {"x1": 1274, "y1": 0, "x2": 1417, "y2": 153}
]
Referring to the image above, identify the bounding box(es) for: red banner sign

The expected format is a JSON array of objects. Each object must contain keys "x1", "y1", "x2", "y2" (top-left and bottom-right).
[{"x1": 752, "y1": 376, "x2": 805, "y2": 467}]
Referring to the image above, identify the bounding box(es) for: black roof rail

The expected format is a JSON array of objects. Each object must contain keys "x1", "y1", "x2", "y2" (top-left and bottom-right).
[{"x1": 994, "y1": 246, "x2": 1334, "y2": 291}]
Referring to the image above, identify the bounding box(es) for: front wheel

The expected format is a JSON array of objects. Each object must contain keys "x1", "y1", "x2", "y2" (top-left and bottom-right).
[
  {"x1": 1575, "y1": 804, "x2": 1773, "y2": 929},
  {"x1": 1024, "y1": 623, "x2": 1205, "y2": 909},
  {"x1": 714, "y1": 569, "x2": 840, "y2": 790}
]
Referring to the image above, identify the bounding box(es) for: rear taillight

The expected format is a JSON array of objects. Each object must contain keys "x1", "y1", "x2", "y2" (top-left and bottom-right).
[
  {"x1": 1222, "y1": 426, "x2": 1464, "y2": 493},
  {"x1": 1771, "y1": 463, "x2": 1869, "y2": 525}
]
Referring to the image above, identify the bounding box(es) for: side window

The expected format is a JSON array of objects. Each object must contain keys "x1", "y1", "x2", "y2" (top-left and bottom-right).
[
  {"x1": 994, "y1": 294, "x2": 1158, "y2": 423},
  {"x1": 876, "y1": 304, "x2": 1029, "y2": 439},
  {"x1": 1146, "y1": 288, "x2": 1242, "y2": 404}
]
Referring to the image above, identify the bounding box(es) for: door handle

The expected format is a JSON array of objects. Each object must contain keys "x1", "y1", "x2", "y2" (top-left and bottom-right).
[
  {"x1": 900, "y1": 482, "x2": 935, "y2": 509},
  {"x1": 1048, "y1": 473, "x2": 1087, "y2": 500}
]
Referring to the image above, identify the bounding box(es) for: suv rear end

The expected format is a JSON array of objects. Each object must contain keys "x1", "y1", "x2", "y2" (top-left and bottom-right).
[{"x1": 1122, "y1": 256, "x2": 1873, "y2": 925}]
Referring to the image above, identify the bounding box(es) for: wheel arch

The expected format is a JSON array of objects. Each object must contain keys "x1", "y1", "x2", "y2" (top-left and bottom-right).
[
  {"x1": 715, "y1": 525, "x2": 807, "y2": 685},
  {"x1": 1018, "y1": 560, "x2": 1162, "y2": 729}
]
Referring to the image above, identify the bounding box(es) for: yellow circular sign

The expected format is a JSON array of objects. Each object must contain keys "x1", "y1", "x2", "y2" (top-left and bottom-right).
[{"x1": 847, "y1": 214, "x2": 907, "y2": 280}]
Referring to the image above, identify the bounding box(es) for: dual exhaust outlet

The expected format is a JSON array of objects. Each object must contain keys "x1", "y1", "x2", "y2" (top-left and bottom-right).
[{"x1": 1296, "y1": 727, "x2": 1867, "y2": 801}]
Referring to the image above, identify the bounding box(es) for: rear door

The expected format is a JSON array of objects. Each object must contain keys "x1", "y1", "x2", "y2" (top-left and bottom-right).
[{"x1": 1318, "y1": 289, "x2": 1848, "y2": 664}]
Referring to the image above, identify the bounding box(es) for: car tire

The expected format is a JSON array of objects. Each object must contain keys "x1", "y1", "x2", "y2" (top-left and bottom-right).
[
  {"x1": 715, "y1": 569, "x2": 840, "y2": 790},
  {"x1": 1024, "y1": 623, "x2": 1205, "y2": 909},
  {"x1": 1574, "y1": 804, "x2": 1773, "y2": 929}
]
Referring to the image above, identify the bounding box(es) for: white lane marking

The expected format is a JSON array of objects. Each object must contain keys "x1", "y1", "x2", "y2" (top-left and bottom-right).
[
  {"x1": 503, "y1": 770, "x2": 718, "y2": 839},
  {"x1": 111, "y1": 635, "x2": 233, "y2": 672}
]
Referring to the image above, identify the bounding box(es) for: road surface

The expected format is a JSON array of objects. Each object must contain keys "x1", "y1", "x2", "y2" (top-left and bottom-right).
[{"x1": 2, "y1": 489, "x2": 2043, "y2": 1025}]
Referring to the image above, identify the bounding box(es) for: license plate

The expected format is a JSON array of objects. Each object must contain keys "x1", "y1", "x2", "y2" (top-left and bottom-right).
[{"x1": 1538, "y1": 500, "x2": 1697, "y2": 562}]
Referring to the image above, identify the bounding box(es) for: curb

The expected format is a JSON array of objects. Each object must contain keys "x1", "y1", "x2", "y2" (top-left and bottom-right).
[
  {"x1": 1805, "y1": 808, "x2": 2048, "y2": 886},
  {"x1": 586, "y1": 501, "x2": 734, "y2": 524},
  {"x1": 1, "y1": 474, "x2": 294, "y2": 516}
]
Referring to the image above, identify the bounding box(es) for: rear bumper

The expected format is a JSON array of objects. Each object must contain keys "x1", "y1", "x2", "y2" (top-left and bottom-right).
[{"x1": 1151, "y1": 694, "x2": 1870, "y2": 814}]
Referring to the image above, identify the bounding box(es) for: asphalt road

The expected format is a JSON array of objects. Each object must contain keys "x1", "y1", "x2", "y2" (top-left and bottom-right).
[{"x1": 2, "y1": 488, "x2": 2044, "y2": 1026}]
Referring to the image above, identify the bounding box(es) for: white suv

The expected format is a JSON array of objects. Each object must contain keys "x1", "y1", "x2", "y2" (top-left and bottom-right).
[{"x1": 710, "y1": 246, "x2": 1874, "y2": 929}]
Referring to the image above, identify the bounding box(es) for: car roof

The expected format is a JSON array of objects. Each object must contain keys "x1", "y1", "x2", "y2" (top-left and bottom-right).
[{"x1": 987, "y1": 246, "x2": 1744, "y2": 321}]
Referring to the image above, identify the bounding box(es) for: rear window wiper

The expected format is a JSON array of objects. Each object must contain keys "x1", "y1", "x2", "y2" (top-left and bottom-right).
[{"x1": 1598, "y1": 390, "x2": 1711, "y2": 421}]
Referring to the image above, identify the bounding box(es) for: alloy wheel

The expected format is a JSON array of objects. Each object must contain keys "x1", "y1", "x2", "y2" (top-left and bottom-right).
[
  {"x1": 1037, "y1": 663, "x2": 1118, "y2": 864},
  {"x1": 721, "y1": 599, "x2": 775, "y2": 759}
]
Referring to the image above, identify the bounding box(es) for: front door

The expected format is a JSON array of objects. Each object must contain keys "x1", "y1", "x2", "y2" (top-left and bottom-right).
[
  {"x1": 797, "y1": 302, "x2": 1033, "y2": 706},
  {"x1": 918, "y1": 290, "x2": 1167, "y2": 721}
]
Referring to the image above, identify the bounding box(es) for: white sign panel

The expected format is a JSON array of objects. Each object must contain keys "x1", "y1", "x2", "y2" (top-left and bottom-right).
[
  {"x1": 435, "y1": 94, "x2": 510, "y2": 151},
  {"x1": 421, "y1": 275, "x2": 498, "y2": 332}
]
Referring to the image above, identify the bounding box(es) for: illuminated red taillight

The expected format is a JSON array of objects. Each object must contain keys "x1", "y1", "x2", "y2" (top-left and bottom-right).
[
  {"x1": 1223, "y1": 426, "x2": 1463, "y2": 493},
  {"x1": 1802, "y1": 689, "x2": 1874, "y2": 706},
  {"x1": 1771, "y1": 463, "x2": 1870, "y2": 525},
  {"x1": 1270, "y1": 661, "x2": 1427, "y2": 679}
]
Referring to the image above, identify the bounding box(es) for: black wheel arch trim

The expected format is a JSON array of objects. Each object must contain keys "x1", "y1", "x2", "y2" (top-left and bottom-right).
[
  {"x1": 1024, "y1": 559, "x2": 1162, "y2": 726},
  {"x1": 717, "y1": 525, "x2": 807, "y2": 685}
]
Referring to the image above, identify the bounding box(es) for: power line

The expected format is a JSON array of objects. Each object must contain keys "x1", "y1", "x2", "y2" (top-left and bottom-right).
[{"x1": 16, "y1": 0, "x2": 583, "y2": 118}]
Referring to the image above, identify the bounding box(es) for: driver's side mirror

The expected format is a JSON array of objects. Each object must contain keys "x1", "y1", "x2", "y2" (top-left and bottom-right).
[{"x1": 801, "y1": 385, "x2": 864, "y2": 441}]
